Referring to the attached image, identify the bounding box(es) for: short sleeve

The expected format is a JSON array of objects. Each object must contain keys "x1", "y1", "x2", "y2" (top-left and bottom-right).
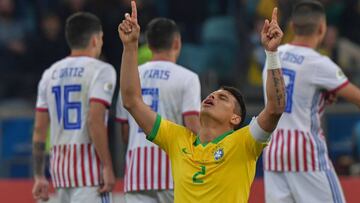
[
  {"x1": 312, "y1": 57, "x2": 349, "y2": 92},
  {"x1": 36, "y1": 70, "x2": 50, "y2": 112},
  {"x1": 147, "y1": 115, "x2": 189, "y2": 154},
  {"x1": 89, "y1": 65, "x2": 116, "y2": 108},
  {"x1": 181, "y1": 74, "x2": 201, "y2": 116},
  {"x1": 115, "y1": 93, "x2": 129, "y2": 123},
  {"x1": 240, "y1": 123, "x2": 268, "y2": 160}
]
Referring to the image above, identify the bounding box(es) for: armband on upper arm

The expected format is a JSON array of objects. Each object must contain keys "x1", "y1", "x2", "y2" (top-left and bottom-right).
[{"x1": 249, "y1": 117, "x2": 272, "y2": 143}]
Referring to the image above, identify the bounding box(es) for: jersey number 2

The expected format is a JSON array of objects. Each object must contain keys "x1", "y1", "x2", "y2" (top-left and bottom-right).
[
  {"x1": 52, "y1": 85, "x2": 82, "y2": 130},
  {"x1": 192, "y1": 165, "x2": 206, "y2": 184},
  {"x1": 282, "y1": 68, "x2": 296, "y2": 113}
]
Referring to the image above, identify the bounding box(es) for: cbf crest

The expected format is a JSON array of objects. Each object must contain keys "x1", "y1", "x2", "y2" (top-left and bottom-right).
[{"x1": 213, "y1": 146, "x2": 224, "y2": 161}]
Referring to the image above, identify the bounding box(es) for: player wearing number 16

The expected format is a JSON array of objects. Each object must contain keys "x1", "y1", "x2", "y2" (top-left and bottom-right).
[
  {"x1": 32, "y1": 13, "x2": 116, "y2": 202},
  {"x1": 119, "y1": 2, "x2": 284, "y2": 202}
]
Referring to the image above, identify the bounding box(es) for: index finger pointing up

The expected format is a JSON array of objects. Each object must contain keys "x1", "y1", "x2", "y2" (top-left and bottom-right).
[
  {"x1": 131, "y1": 1, "x2": 137, "y2": 20},
  {"x1": 271, "y1": 7, "x2": 278, "y2": 23}
]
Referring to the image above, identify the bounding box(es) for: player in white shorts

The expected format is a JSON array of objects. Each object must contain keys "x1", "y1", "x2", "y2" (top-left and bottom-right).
[
  {"x1": 262, "y1": 2, "x2": 360, "y2": 203},
  {"x1": 116, "y1": 18, "x2": 201, "y2": 203},
  {"x1": 32, "y1": 12, "x2": 116, "y2": 203}
]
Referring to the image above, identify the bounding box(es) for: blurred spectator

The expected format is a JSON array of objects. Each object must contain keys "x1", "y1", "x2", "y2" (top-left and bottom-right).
[
  {"x1": 321, "y1": 0, "x2": 345, "y2": 26},
  {"x1": 168, "y1": 0, "x2": 207, "y2": 43},
  {"x1": 0, "y1": 0, "x2": 34, "y2": 98},
  {"x1": 58, "y1": 0, "x2": 94, "y2": 24},
  {"x1": 27, "y1": 13, "x2": 68, "y2": 84},
  {"x1": 340, "y1": 0, "x2": 360, "y2": 45},
  {"x1": 94, "y1": 0, "x2": 158, "y2": 68},
  {"x1": 319, "y1": 25, "x2": 339, "y2": 62},
  {"x1": 247, "y1": 15, "x2": 266, "y2": 87}
]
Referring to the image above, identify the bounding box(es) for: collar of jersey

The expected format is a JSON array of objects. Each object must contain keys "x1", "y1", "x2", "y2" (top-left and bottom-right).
[{"x1": 194, "y1": 130, "x2": 234, "y2": 147}]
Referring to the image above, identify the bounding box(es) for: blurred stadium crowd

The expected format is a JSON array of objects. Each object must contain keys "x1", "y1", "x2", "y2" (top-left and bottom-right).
[{"x1": 1, "y1": 0, "x2": 360, "y2": 177}]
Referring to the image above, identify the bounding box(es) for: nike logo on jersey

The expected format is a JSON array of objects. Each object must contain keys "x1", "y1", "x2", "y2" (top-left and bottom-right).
[{"x1": 182, "y1": 148, "x2": 191, "y2": 155}]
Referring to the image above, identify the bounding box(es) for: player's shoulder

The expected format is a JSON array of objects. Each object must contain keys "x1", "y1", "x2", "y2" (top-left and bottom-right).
[
  {"x1": 86, "y1": 57, "x2": 115, "y2": 70},
  {"x1": 173, "y1": 63, "x2": 198, "y2": 77}
]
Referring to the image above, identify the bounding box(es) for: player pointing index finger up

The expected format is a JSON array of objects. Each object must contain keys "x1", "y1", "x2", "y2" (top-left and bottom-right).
[{"x1": 119, "y1": 2, "x2": 285, "y2": 202}]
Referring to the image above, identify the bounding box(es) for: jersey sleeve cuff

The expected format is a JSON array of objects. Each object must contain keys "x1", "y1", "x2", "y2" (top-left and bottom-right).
[
  {"x1": 35, "y1": 107, "x2": 48, "y2": 112},
  {"x1": 249, "y1": 117, "x2": 271, "y2": 143},
  {"x1": 147, "y1": 114, "x2": 161, "y2": 142},
  {"x1": 328, "y1": 80, "x2": 350, "y2": 94},
  {"x1": 89, "y1": 98, "x2": 111, "y2": 108},
  {"x1": 115, "y1": 118, "x2": 128, "y2": 123}
]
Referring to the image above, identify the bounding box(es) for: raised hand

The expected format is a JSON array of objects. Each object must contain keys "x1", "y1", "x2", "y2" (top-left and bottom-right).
[
  {"x1": 261, "y1": 8, "x2": 283, "y2": 52},
  {"x1": 118, "y1": 1, "x2": 140, "y2": 45}
]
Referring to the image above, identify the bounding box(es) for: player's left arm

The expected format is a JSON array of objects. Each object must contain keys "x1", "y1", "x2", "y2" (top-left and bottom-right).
[
  {"x1": 256, "y1": 7, "x2": 285, "y2": 135},
  {"x1": 336, "y1": 83, "x2": 360, "y2": 108},
  {"x1": 88, "y1": 66, "x2": 116, "y2": 193}
]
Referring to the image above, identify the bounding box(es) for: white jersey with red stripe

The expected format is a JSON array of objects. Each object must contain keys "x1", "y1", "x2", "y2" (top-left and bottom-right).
[
  {"x1": 116, "y1": 61, "x2": 201, "y2": 192},
  {"x1": 36, "y1": 56, "x2": 116, "y2": 188},
  {"x1": 262, "y1": 44, "x2": 349, "y2": 172}
]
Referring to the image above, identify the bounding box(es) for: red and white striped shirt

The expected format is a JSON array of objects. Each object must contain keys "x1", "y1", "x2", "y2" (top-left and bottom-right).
[
  {"x1": 36, "y1": 57, "x2": 116, "y2": 188},
  {"x1": 50, "y1": 143, "x2": 102, "y2": 188},
  {"x1": 262, "y1": 44, "x2": 349, "y2": 172},
  {"x1": 116, "y1": 61, "x2": 201, "y2": 192}
]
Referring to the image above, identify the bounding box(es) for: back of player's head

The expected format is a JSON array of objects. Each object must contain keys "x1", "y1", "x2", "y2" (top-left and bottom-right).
[
  {"x1": 65, "y1": 12, "x2": 102, "y2": 49},
  {"x1": 292, "y1": 0, "x2": 325, "y2": 36},
  {"x1": 145, "y1": 18, "x2": 180, "y2": 51},
  {"x1": 221, "y1": 86, "x2": 246, "y2": 130}
]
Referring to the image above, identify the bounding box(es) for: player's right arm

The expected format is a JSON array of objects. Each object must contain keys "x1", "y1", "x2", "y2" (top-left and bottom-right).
[
  {"x1": 118, "y1": 1, "x2": 157, "y2": 136},
  {"x1": 32, "y1": 72, "x2": 50, "y2": 201}
]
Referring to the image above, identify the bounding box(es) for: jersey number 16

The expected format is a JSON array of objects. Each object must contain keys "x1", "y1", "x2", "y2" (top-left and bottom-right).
[{"x1": 52, "y1": 84, "x2": 82, "y2": 130}]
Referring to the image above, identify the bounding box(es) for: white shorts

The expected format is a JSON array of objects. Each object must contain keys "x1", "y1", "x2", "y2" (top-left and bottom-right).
[
  {"x1": 125, "y1": 190, "x2": 174, "y2": 203},
  {"x1": 264, "y1": 170, "x2": 346, "y2": 203},
  {"x1": 57, "y1": 187, "x2": 113, "y2": 203}
]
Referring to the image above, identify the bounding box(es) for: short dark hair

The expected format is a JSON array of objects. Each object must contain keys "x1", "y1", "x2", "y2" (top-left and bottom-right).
[
  {"x1": 292, "y1": 1, "x2": 325, "y2": 36},
  {"x1": 65, "y1": 12, "x2": 102, "y2": 49},
  {"x1": 145, "y1": 18, "x2": 180, "y2": 51},
  {"x1": 221, "y1": 86, "x2": 246, "y2": 130}
]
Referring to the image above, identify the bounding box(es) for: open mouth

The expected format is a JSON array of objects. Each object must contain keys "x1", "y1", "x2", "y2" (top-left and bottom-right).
[{"x1": 203, "y1": 98, "x2": 214, "y2": 106}]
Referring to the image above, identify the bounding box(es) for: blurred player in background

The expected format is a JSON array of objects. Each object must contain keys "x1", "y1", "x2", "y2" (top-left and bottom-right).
[
  {"x1": 118, "y1": 2, "x2": 285, "y2": 202},
  {"x1": 116, "y1": 17, "x2": 201, "y2": 202},
  {"x1": 32, "y1": 12, "x2": 116, "y2": 202},
  {"x1": 263, "y1": 1, "x2": 360, "y2": 202}
]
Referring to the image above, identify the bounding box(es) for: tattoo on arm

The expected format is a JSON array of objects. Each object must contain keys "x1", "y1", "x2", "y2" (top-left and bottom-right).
[
  {"x1": 271, "y1": 69, "x2": 285, "y2": 106},
  {"x1": 33, "y1": 142, "x2": 46, "y2": 177}
]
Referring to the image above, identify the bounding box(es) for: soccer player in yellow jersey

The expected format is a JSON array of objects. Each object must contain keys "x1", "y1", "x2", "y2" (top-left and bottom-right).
[{"x1": 118, "y1": 1, "x2": 285, "y2": 202}]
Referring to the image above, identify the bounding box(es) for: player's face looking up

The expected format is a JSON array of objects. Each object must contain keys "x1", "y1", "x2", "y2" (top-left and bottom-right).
[{"x1": 201, "y1": 89, "x2": 242, "y2": 130}]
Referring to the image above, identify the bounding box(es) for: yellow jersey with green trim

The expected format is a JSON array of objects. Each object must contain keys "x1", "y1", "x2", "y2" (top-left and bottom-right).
[{"x1": 147, "y1": 115, "x2": 267, "y2": 203}]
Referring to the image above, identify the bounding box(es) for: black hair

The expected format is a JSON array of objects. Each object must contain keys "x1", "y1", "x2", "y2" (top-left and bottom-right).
[
  {"x1": 292, "y1": 0, "x2": 325, "y2": 36},
  {"x1": 221, "y1": 86, "x2": 246, "y2": 130},
  {"x1": 65, "y1": 12, "x2": 102, "y2": 49},
  {"x1": 145, "y1": 18, "x2": 180, "y2": 51}
]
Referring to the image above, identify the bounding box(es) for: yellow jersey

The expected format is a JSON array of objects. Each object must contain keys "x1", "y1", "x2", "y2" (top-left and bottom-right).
[{"x1": 147, "y1": 115, "x2": 267, "y2": 203}]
